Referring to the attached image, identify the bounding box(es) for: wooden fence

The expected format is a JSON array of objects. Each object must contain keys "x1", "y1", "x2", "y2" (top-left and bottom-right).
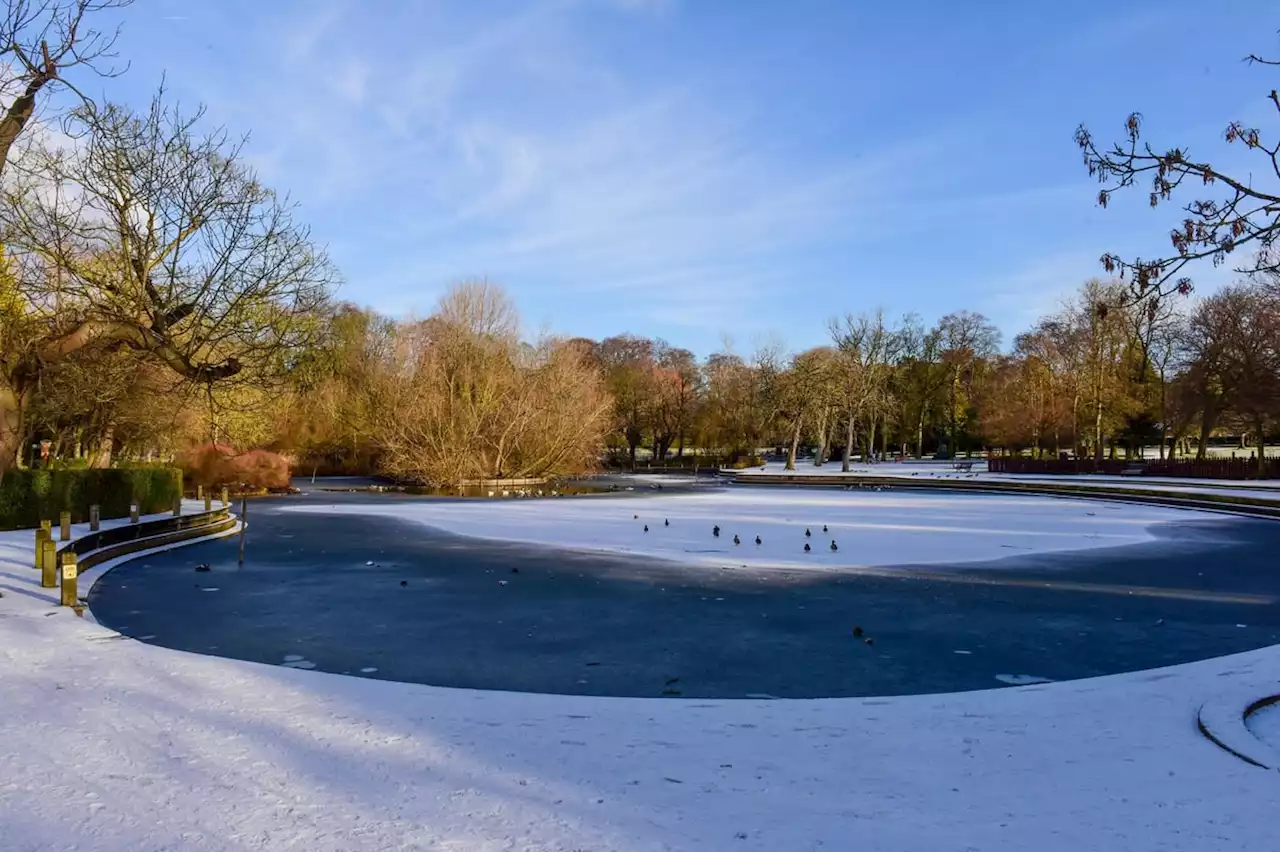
[{"x1": 988, "y1": 457, "x2": 1280, "y2": 480}]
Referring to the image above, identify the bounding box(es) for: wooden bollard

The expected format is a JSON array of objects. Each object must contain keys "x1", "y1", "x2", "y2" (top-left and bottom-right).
[
  {"x1": 59, "y1": 551, "x2": 77, "y2": 606},
  {"x1": 221, "y1": 486, "x2": 229, "y2": 506},
  {"x1": 197, "y1": 485, "x2": 204, "y2": 503},
  {"x1": 59, "y1": 511, "x2": 71, "y2": 541},
  {"x1": 34, "y1": 527, "x2": 49, "y2": 571},
  {"x1": 40, "y1": 539, "x2": 57, "y2": 588},
  {"x1": 204, "y1": 491, "x2": 212, "y2": 512},
  {"x1": 39, "y1": 519, "x2": 51, "y2": 538},
  {"x1": 130, "y1": 503, "x2": 140, "y2": 524},
  {"x1": 89, "y1": 504, "x2": 100, "y2": 532},
  {"x1": 173, "y1": 495, "x2": 182, "y2": 517}
]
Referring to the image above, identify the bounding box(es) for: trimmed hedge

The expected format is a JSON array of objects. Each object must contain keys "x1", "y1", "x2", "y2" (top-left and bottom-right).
[{"x1": 0, "y1": 466, "x2": 183, "y2": 531}]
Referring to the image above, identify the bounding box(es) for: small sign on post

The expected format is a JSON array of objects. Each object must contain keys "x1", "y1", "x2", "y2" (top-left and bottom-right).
[
  {"x1": 89, "y1": 505, "x2": 100, "y2": 532},
  {"x1": 130, "y1": 503, "x2": 140, "y2": 524},
  {"x1": 41, "y1": 540, "x2": 57, "y2": 589},
  {"x1": 59, "y1": 551, "x2": 77, "y2": 607},
  {"x1": 59, "y1": 511, "x2": 71, "y2": 542}
]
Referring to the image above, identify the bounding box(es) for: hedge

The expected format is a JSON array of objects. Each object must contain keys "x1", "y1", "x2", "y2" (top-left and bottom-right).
[{"x1": 0, "y1": 466, "x2": 183, "y2": 531}]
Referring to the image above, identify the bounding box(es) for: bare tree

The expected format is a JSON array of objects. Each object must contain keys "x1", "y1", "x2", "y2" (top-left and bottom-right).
[
  {"x1": 0, "y1": 0, "x2": 132, "y2": 175},
  {"x1": 0, "y1": 89, "x2": 334, "y2": 472},
  {"x1": 1075, "y1": 33, "x2": 1280, "y2": 302},
  {"x1": 830, "y1": 310, "x2": 894, "y2": 470},
  {"x1": 936, "y1": 310, "x2": 1000, "y2": 458}
]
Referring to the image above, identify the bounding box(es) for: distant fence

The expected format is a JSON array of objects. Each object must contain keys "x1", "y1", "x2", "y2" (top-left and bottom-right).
[{"x1": 988, "y1": 457, "x2": 1280, "y2": 480}]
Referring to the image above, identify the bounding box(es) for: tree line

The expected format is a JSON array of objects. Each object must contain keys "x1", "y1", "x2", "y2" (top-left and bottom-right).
[{"x1": 2, "y1": 3, "x2": 1278, "y2": 484}]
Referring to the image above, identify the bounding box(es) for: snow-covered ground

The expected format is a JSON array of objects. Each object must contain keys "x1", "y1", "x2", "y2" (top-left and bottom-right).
[
  {"x1": 1, "y1": 496, "x2": 1278, "y2": 851},
  {"x1": 281, "y1": 489, "x2": 1214, "y2": 571},
  {"x1": 732, "y1": 461, "x2": 1280, "y2": 497}
]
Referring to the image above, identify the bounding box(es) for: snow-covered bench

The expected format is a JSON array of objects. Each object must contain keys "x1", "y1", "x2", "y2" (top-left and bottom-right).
[{"x1": 952, "y1": 461, "x2": 974, "y2": 472}]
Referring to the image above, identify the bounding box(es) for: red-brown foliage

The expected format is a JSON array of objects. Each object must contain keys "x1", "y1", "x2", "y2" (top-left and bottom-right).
[{"x1": 180, "y1": 444, "x2": 292, "y2": 491}]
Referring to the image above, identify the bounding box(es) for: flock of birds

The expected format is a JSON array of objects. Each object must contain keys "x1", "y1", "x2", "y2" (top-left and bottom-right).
[
  {"x1": 633, "y1": 512, "x2": 875, "y2": 645},
  {"x1": 635, "y1": 514, "x2": 840, "y2": 553}
]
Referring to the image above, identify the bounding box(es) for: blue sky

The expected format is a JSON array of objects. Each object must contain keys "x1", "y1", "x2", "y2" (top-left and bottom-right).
[{"x1": 93, "y1": 0, "x2": 1276, "y2": 355}]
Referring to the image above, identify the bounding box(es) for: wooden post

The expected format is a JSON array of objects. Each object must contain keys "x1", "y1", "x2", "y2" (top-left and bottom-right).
[
  {"x1": 221, "y1": 486, "x2": 229, "y2": 507},
  {"x1": 238, "y1": 496, "x2": 247, "y2": 565},
  {"x1": 59, "y1": 551, "x2": 77, "y2": 606},
  {"x1": 40, "y1": 539, "x2": 57, "y2": 588},
  {"x1": 39, "y1": 519, "x2": 51, "y2": 538},
  {"x1": 89, "y1": 504, "x2": 100, "y2": 532},
  {"x1": 173, "y1": 495, "x2": 182, "y2": 517},
  {"x1": 35, "y1": 528, "x2": 49, "y2": 571},
  {"x1": 197, "y1": 484, "x2": 204, "y2": 503},
  {"x1": 204, "y1": 491, "x2": 212, "y2": 512},
  {"x1": 130, "y1": 502, "x2": 140, "y2": 524},
  {"x1": 59, "y1": 511, "x2": 71, "y2": 542}
]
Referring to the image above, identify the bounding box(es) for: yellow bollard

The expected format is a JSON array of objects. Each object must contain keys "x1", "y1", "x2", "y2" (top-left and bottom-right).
[
  {"x1": 221, "y1": 486, "x2": 229, "y2": 507},
  {"x1": 40, "y1": 539, "x2": 57, "y2": 588},
  {"x1": 34, "y1": 527, "x2": 49, "y2": 571},
  {"x1": 39, "y1": 519, "x2": 51, "y2": 538},
  {"x1": 59, "y1": 511, "x2": 71, "y2": 542},
  {"x1": 59, "y1": 551, "x2": 77, "y2": 606},
  {"x1": 197, "y1": 485, "x2": 204, "y2": 503},
  {"x1": 130, "y1": 503, "x2": 140, "y2": 524},
  {"x1": 89, "y1": 504, "x2": 100, "y2": 532},
  {"x1": 204, "y1": 491, "x2": 212, "y2": 512}
]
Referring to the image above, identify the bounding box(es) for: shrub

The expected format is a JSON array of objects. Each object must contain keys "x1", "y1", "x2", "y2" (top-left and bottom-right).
[
  {"x1": 231, "y1": 450, "x2": 291, "y2": 490},
  {"x1": 0, "y1": 466, "x2": 182, "y2": 530},
  {"x1": 180, "y1": 443, "x2": 292, "y2": 491}
]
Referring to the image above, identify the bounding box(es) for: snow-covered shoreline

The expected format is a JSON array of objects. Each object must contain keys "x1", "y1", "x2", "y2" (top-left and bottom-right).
[{"x1": 1, "y1": 496, "x2": 1278, "y2": 851}]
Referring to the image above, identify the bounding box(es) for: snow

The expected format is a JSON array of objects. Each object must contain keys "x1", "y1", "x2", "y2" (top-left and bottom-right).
[
  {"x1": 733, "y1": 461, "x2": 1280, "y2": 500},
  {"x1": 281, "y1": 488, "x2": 1215, "y2": 570},
  {"x1": 1247, "y1": 702, "x2": 1280, "y2": 756},
  {"x1": 0, "y1": 494, "x2": 1278, "y2": 851}
]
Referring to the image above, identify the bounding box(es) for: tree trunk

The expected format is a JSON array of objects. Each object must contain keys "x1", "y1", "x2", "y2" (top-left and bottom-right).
[
  {"x1": 866, "y1": 417, "x2": 877, "y2": 464},
  {"x1": 786, "y1": 415, "x2": 804, "y2": 471},
  {"x1": 0, "y1": 380, "x2": 28, "y2": 477},
  {"x1": 1195, "y1": 410, "x2": 1213, "y2": 461},
  {"x1": 1257, "y1": 418, "x2": 1267, "y2": 477},
  {"x1": 0, "y1": 72, "x2": 52, "y2": 178},
  {"x1": 842, "y1": 414, "x2": 855, "y2": 472},
  {"x1": 812, "y1": 408, "x2": 827, "y2": 466},
  {"x1": 87, "y1": 421, "x2": 115, "y2": 469},
  {"x1": 1093, "y1": 386, "x2": 1104, "y2": 463}
]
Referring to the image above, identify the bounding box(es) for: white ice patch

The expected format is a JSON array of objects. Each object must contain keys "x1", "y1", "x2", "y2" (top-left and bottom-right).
[
  {"x1": 995, "y1": 674, "x2": 1055, "y2": 686},
  {"x1": 280, "y1": 488, "x2": 1214, "y2": 572},
  {"x1": 281, "y1": 659, "x2": 316, "y2": 670}
]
